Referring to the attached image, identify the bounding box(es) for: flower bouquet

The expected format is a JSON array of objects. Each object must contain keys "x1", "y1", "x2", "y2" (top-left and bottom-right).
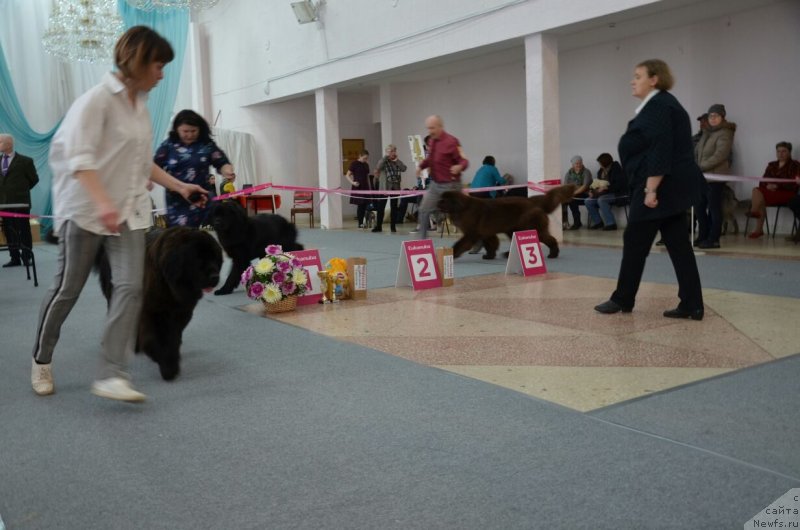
[{"x1": 241, "y1": 245, "x2": 309, "y2": 313}]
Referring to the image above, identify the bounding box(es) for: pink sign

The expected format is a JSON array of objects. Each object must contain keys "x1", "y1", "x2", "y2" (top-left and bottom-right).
[
  {"x1": 396, "y1": 239, "x2": 442, "y2": 290},
  {"x1": 505, "y1": 230, "x2": 547, "y2": 277},
  {"x1": 290, "y1": 249, "x2": 324, "y2": 305}
]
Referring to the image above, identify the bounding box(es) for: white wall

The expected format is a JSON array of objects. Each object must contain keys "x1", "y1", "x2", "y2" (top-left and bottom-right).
[
  {"x1": 559, "y1": 0, "x2": 800, "y2": 204},
  {"x1": 388, "y1": 60, "x2": 528, "y2": 187},
  {"x1": 198, "y1": 0, "x2": 799, "y2": 232}
]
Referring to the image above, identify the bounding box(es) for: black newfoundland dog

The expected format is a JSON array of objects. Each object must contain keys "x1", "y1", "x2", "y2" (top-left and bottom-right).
[
  {"x1": 209, "y1": 200, "x2": 304, "y2": 295},
  {"x1": 98, "y1": 227, "x2": 223, "y2": 381},
  {"x1": 437, "y1": 184, "x2": 576, "y2": 260}
]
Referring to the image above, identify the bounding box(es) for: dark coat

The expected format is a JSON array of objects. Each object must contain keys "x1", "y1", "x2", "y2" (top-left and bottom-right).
[
  {"x1": 605, "y1": 161, "x2": 627, "y2": 195},
  {"x1": 618, "y1": 91, "x2": 704, "y2": 222},
  {"x1": 0, "y1": 153, "x2": 39, "y2": 207}
]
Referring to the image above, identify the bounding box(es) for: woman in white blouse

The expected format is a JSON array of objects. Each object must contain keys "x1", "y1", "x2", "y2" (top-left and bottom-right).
[{"x1": 31, "y1": 26, "x2": 209, "y2": 402}]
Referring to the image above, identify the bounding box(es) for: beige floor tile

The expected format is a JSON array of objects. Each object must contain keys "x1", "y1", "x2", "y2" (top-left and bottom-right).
[
  {"x1": 437, "y1": 365, "x2": 732, "y2": 412},
  {"x1": 704, "y1": 290, "x2": 800, "y2": 358}
]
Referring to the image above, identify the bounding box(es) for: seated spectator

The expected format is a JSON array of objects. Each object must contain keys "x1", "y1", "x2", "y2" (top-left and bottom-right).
[
  {"x1": 469, "y1": 156, "x2": 507, "y2": 198},
  {"x1": 584, "y1": 153, "x2": 626, "y2": 231},
  {"x1": 562, "y1": 155, "x2": 592, "y2": 230},
  {"x1": 747, "y1": 141, "x2": 800, "y2": 238}
]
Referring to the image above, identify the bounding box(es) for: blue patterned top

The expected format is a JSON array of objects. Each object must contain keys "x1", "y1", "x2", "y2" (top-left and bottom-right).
[{"x1": 154, "y1": 139, "x2": 230, "y2": 227}]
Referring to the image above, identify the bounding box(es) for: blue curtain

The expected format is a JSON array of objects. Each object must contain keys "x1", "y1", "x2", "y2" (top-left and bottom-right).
[{"x1": 0, "y1": 3, "x2": 189, "y2": 234}]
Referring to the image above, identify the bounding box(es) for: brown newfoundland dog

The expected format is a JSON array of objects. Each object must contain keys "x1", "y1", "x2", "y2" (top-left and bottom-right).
[
  {"x1": 209, "y1": 200, "x2": 304, "y2": 295},
  {"x1": 98, "y1": 227, "x2": 223, "y2": 380},
  {"x1": 437, "y1": 184, "x2": 576, "y2": 260}
]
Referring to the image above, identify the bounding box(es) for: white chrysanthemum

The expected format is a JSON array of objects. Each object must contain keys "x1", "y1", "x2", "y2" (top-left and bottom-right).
[
  {"x1": 262, "y1": 283, "x2": 282, "y2": 303},
  {"x1": 255, "y1": 258, "x2": 274, "y2": 275},
  {"x1": 292, "y1": 269, "x2": 307, "y2": 285}
]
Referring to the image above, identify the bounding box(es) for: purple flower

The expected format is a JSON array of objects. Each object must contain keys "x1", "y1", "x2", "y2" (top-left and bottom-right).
[
  {"x1": 272, "y1": 271, "x2": 286, "y2": 284},
  {"x1": 265, "y1": 245, "x2": 283, "y2": 256},
  {"x1": 240, "y1": 266, "x2": 253, "y2": 285},
  {"x1": 277, "y1": 261, "x2": 292, "y2": 273},
  {"x1": 249, "y1": 281, "x2": 265, "y2": 299},
  {"x1": 281, "y1": 281, "x2": 296, "y2": 296},
  {"x1": 290, "y1": 258, "x2": 302, "y2": 268}
]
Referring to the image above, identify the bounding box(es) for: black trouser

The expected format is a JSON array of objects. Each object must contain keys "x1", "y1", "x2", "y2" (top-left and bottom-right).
[
  {"x1": 611, "y1": 212, "x2": 703, "y2": 311},
  {"x1": 566, "y1": 194, "x2": 588, "y2": 226},
  {"x1": 356, "y1": 204, "x2": 368, "y2": 226},
  {"x1": 373, "y1": 195, "x2": 399, "y2": 230},
  {"x1": 788, "y1": 195, "x2": 800, "y2": 219},
  {"x1": 2, "y1": 210, "x2": 33, "y2": 263},
  {"x1": 697, "y1": 182, "x2": 723, "y2": 244},
  {"x1": 398, "y1": 194, "x2": 420, "y2": 223}
]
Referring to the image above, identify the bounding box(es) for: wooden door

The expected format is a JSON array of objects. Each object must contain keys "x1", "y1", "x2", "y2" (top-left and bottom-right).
[{"x1": 341, "y1": 138, "x2": 365, "y2": 175}]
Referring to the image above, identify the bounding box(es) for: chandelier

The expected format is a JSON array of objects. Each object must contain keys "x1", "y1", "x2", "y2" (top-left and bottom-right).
[
  {"x1": 124, "y1": 0, "x2": 220, "y2": 9},
  {"x1": 42, "y1": 0, "x2": 124, "y2": 63}
]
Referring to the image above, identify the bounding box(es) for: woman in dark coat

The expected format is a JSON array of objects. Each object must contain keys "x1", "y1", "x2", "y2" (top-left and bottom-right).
[
  {"x1": 595, "y1": 59, "x2": 705, "y2": 320},
  {"x1": 345, "y1": 149, "x2": 372, "y2": 229}
]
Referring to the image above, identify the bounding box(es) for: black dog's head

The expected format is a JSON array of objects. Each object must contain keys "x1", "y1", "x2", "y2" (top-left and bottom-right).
[
  {"x1": 437, "y1": 191, "x2": 471, "y2": 216},
  {"x1": 153, "y1": 227, "x2": 223, "y2": 301},
  {"x1": 208, "y1": 200, "x2": 249, "y2": 242}
]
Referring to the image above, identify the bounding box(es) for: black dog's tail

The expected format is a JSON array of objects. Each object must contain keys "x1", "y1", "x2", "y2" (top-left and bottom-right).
[{"x1": 532, "y1": 184, "x2": 578, "y2": 214}]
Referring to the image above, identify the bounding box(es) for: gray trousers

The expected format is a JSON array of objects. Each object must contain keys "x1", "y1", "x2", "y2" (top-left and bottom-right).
[
  {"x1": 32, "y1": 221, "x2": 145, "y2": 380},
  {"x1": 418, "y1": 181, "x2": 462, "y2": 239}
]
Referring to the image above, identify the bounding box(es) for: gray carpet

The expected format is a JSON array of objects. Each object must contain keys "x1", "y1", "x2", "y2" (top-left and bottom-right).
[{"x1": 0, "y1": 232, "x2": 798, "y2": 529}]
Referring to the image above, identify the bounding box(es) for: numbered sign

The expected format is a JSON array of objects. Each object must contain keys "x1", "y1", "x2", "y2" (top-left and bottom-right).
[
  {"x1": 291, "y1": 249, "x2": 324, "y2": 305},
  {"x1": 505, "y1": 230, "x2": 548, "y2": 277},
  {"x1": 396, "y1": 239, "x2": 442, "y2": 290}
]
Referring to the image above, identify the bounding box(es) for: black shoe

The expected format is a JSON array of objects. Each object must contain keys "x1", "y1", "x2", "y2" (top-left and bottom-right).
[
  {"x1": 567, "y1": 224, "x2": 582, "y2": 231},
  {"x1": 594, "y1": 300, "x2": 632, "y2": 314},
  {"x1": 588, "y1": 223, "x2": 603, "y2": 230},
  {"x1": 663, "y1": 307, "x2": 704, "y2": 321},
  {"x1": 371, "y1": 227, "x2": 382, "y2": 233},
  {"x1": 390, "y1": 227, "x2": 397, "y2": 233},
  {"x1": 602, "y1": 224, "x2": 618, "y2": 231},
  {"x1": 655, "y1": 239, "x2": 665, "y2": 246},
  {"x1": 2, "y1": 260, "x2": 22, "y2": 268},
  {"x1": 697, "y1": 240, "x2": 720, "y2": 249}
]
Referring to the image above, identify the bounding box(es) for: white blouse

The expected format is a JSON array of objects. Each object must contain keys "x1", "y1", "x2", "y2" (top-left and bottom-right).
[{"x1": 49, "y1": 72, "x2": 153, "y2": 235}]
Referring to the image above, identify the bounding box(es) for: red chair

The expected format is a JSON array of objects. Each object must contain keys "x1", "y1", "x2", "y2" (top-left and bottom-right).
[
  {"x1": 246, "y1": 194, "x2": 281, "y2": 215},
  {"x1": 290, "y1": 191, "x2": 314, "y2": 227}
]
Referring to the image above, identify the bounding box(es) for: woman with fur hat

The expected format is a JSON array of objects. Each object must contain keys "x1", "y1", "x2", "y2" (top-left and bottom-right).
[{"x1": 694, "y1": 103, "x2": 736, "y2": 249}]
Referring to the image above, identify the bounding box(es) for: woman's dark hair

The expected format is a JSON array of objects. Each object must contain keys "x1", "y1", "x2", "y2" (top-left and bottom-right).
[
  {"x1": 360, "y1": 149, "x2": 369, "y2": 156},
  {"x1": 636, "y1": 59, "x2": 674, "y2": 91},
  {"x1": 596, "y1": 153, "x2": 613, "y2": 167},
  {"x1": 482, "y1": 156, "x2": 495, "y2": 166},
  {"x1": 776, "y1": 141, "x2": 793, "y2": 152},
  {"x1": 115, "y1": 26, "x2": 174, "y2": 80},
  {"x1": 168, "y1": 109, "x2": 212, "y2": 143}
]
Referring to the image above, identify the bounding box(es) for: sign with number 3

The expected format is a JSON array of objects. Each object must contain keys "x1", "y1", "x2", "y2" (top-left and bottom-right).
[
  {"x1": 505, "y1": 230, "x2": 548, "y2": 277},
  {"x1": 396, "y1": 239, "x2": 442, "y2": 290}
]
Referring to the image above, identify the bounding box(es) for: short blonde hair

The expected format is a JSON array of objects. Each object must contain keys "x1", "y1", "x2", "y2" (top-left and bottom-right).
[
  {"x1": 386, "y1": 144, "x2": 397, "y2": 151},
  {"x1": 636, "y1": 59, "x2": 674, "y2": 91},
  {"x1": 114, "y1": 26, "x2": 174, "y2": 81}
]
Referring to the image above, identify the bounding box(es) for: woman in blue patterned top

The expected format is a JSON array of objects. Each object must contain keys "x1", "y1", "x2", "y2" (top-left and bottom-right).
[{"x1": 155, "y1": 109, "x2": 234, "y2": 227}]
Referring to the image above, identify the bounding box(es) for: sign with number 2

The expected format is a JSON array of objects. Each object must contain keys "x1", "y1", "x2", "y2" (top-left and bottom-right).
[{"x1": 396, "y1": 239, "x2": 442, "y2": 290}]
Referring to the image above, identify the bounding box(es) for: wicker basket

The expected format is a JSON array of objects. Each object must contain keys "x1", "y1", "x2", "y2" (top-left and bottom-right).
[{"x1": 262, "y1": 295, "x2": 297, "y2": 314}]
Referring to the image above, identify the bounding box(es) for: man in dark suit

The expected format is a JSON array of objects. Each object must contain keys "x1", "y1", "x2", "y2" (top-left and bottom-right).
[{"x1": 0, "y1": 134, "x2": 39, "y2": 267}]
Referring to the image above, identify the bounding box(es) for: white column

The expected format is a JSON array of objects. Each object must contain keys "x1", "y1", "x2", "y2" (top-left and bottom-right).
[
  {"x1": 525, "y1": 33, "x2": 562, "y2": 240},
  {"x1": 379, "y1": 82, "x2": 392, "y2": 148},
  {"x1": 189, "y1": 15, "x2": 211, "y2": 121},
  {"x1": 315, "y1": 87, "x2": 343, "y2": 229}
]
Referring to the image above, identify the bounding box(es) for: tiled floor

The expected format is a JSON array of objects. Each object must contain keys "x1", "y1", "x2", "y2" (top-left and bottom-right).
[{"x1": 243, "y1": 223, "x2": 799, "y2": 412}]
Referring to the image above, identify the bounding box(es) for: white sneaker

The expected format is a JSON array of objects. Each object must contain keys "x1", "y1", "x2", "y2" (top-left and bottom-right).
[
  {"x1": 31, "y1": 359, "x2": 54, "y2": 396},
  {"x1": 91, "y1": 377, "x2": 146, "y2": 402}
]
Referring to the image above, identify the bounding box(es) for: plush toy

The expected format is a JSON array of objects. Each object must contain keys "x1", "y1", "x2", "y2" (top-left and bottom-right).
[{"x1": 326, "y1": 258, "x2": 349, "y2": 299}]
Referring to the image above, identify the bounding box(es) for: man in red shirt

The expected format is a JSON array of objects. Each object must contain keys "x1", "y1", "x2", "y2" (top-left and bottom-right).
[{"x1": 416, "y1": 115, "x2": 469, "y2": 238}]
